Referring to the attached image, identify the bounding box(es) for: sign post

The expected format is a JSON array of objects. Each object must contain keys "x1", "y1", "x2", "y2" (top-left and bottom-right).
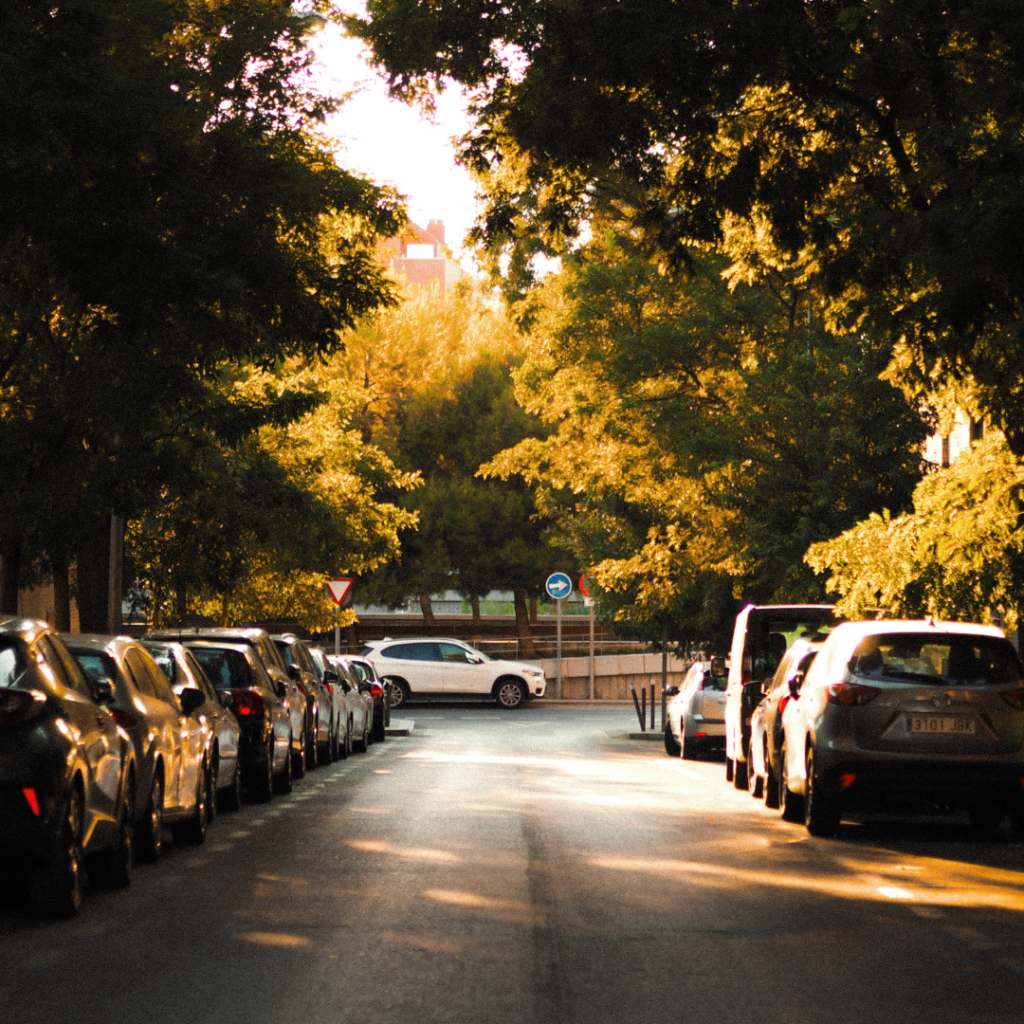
[
  {"x1": 545, "y1": 573, "x2": 572, "y2": 699},
  {"x1": 325, "y1": 578, "x2": 354, "y2": 656},
  {"x1": 580, "y1": 575, "x2": 595, "y2": 700}
]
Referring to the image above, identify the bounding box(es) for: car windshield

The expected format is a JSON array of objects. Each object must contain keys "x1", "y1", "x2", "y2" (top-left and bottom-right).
[
  {"x1": 0, "y1": 639, "x2": 26, "y2": 689},
  {"x1": 848, "y1": 633, "x2": 1023, "y2": 687}
]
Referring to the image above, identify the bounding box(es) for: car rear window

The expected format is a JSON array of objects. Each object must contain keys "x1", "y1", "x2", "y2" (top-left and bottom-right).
[
  {"x1": 746, "y1": 609, "x2": 841, "y2": 679},
  {"x1": 848, "y1": 633, "x2": 1023, "y2": 687},
  {"x1": 190, "y1": 648, "x2": 254, "y2": 691}
]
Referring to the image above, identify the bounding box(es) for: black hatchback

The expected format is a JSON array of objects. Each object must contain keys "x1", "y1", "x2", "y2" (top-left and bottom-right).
[{"x1": 0, "y1": 618, "x2": 137, "y2": 917}]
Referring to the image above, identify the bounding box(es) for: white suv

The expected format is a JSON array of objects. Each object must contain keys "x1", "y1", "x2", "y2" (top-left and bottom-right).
[{"x1": 360, "y1": 638, "x2": 546, "y2": 709}]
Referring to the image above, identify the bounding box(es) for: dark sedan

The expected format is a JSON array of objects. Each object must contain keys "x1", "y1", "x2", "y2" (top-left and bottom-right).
[{"x1": 0, "y1": 618, "x2": 136, "y2": 917}]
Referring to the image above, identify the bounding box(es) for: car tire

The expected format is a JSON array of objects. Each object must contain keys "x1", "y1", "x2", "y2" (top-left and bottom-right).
[
  {"x1": 252, "y1": 740, "x2": 275, "y2": 803},
  {"x1": 389, "y1": 680, "x2": 410, "y2": 710},
  {"x1": 763, "y1": 742, "x2": 781, "y2": 810},
  {"x1": 747, "y1": 739, "x2": 763, "y2": 799},
  {"x1": 732, "y1": 757, "x2": 748, "y2": 790},
  {"x1": 206, "y1": 755, "x2": 219, "y2": 824},
  {"x1": 91, "y1": 785, "x2": 135, "y2": 890},
  {"x1": 372, "y1": 714, "x2": 386, "y2": 744},
  {"x1": 804, "y1": 747, "x2": 841, "y2": 837},
  {"x1": 725, "y1": 755, "x2": 734, "y2": 781},
  {"x1": 29, "y1": 783, "x2": 85, "y2": 918},
  {"x1": 968, "y1": 803, "x2": 1004, "y2": 837},
  {"x1": 779, "y1": 743, "x2": 803, "y2": 823},
  {"x1": 338, "y1": 720, "x2": 351, "y2": 760},
  {"x1": 353, "y1": 718, "x2": 369, "y2": 753},
  {"x1": 496, "y1": 679, "x2": 526, "y2": 709},
  {"x1": 275, "y1": 737, "x2": 294, "y2": 794},
  {"x1": 293, "y1": 729, "x2": 307, "y2": 780},
  {"x1": 220, "y1": 761, "x2": 243, "y2": 813},
  {"x1": 138, "y1": 771, "x2": 164, "y2": 863},
  {"x1": 174, "y1": 763, "x2": 209, "y2": 845},
  {"x1": 664, "y1": 721, "x2": 681, "y2": 757},
  {"x1": 318, "y1": 723, "x2": 332, "y2": 765}
]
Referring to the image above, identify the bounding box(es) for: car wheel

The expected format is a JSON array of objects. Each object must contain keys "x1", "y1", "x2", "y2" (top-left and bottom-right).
[
  {"x1": 747, "y1": 740, "x2": 763, "y2": 799},
  {"x1": 329, "y1": 721, "x2": 340, "y2": 762},
  {"x1": 306, "y1": 718, "x2": 318, "y2": 770},
  {"x1": 496, "y1": 679, "x2": 526, "y2": 709},
  {"x1": 206, "y1": 755, "x2": 219, "y2": 824},
  {"x1": 91, "y1": 784, "x2": 135, "y2": 889},
  {"x1": 389, "y1": 680, "x2": 409, "y2": 710},
  {"x1": 293, "y1": 728, "x2": 307, "y2": 780},
  {"x1": 968, "y1": 803, "x2": 1005, "y2": 837},
  {"x1": 252, "y1": 739, "x2": 275, "y2": 803},
  {"x1": 733, "y1": 756, "x2": 748, "y2": 790},
  {"x1": 174, "y1": 763, "x2": 209, "y2": 845},
  {"x1": 804, "y1": 747, "x2": 841, "y2": 837},
  {"x1": 220, "y1": 761, "x2": 243, "y2": 813},
  {"x1": 779, "y1": 743, "x2": 803, "y2": 823},
  {"x1": 664, "y1": 721, "x2": 681, "y2": 757},
  {"x1": 763, "y1": 741, "x2": 781, "y2": 810},
  {"x1": 725, "y1": 755, "x2": 734, "y2": 781},
  {"x1": 353, "y1": 717, "x2": 369, "y2": 753},
  {"x1": 138, "y1": 771, "x2": 164, "y2": 862},
  {"x1": 318, "y1": 721, "x2": 332, "y2": 765},
  {"x1": 276, "y1": 737, "x2": 294, "y2": 794},
  {"x1": 30, "y1": 783, "x2": 85, "y2": 918},
  {"x1": 372, "y1": 713, "x2": 386, "y2": 744}
]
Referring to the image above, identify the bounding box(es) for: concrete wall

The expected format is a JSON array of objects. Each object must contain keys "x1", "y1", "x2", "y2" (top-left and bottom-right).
[{"x1": 533, "y1": 652, "x2": 691, "y2": 699}]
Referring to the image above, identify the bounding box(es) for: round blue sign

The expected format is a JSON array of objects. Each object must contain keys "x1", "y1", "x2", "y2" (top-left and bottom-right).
[{"x1": 545, "y1": 572, "x2": 573, "y2": 600}]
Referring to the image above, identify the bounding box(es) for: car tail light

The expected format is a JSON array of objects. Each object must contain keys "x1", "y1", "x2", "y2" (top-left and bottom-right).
[
  {"x1": 22, "y1": 787, "x2": 41, "y2": 816},
  {"x1": 827, "y1": 683, "x2": 881, "y2": 706},
  {"x1": 369, "y1": 682, "x2": 383, "y2": 698},
  {"x1": 324, "y1": 683, "x2": 334, "y2": 695},
  {"x1": 695, "y1": 731, "x2": 706, "y2": 738},
  {"x1": 838, "y1": 773, "x2": 857, "y2": 790},
  {"x1": 109, "y1": 707, "x2": 139, "y2": 730},
  {"x1": 0, "y1": 690, "x2": 46, "y2": 728},
  {"x1": 231, "y1": 688, "x2": 265, "y2": 718},
  {"x1": 779, "y1": 694, "x2": 790, "y2": 715},
  {"x1": 1001, "y1": 689, "x2": 1024, "y2": 710}
]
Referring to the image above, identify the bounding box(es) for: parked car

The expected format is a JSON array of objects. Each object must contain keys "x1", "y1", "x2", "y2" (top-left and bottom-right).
[
  {"x1": 663, "y1": 657, "x2": 727, "y2": 759},
  {"x1": 307, "y1": 645, "x2": 348, "y2": 759},
  {"x1": 747, "y1": 641, "x2": 821, "y2": 806},
  {"x1": 346, "y1": 656, "x2": 390, "y2": 743},
  {"x1": 360, "y1": 637, "x2": 546, "y2": 709},
  {"x1": 272, "y1": 633, "x2": 332, "y2": 767},
  {"x1": 185, "y1": 642, "x2": 294, "y2": 801},
  {"x1": 65, "y1": 635, "x2": 212, "y2": 858},
  {"x1": 142, "y1": 640, "x2": 243, "y2": 813},
  {"x1": 330, "y1": 656, "x2": 374, "y2": 753},
  {"x1": 724, "y1": 604, "x2": 842, "y2": 789},
  {"x1": 147, "y1": 627, "x2": 308, "y2": 778},
  {"x1": 777, "y1": 619, "x2": 1024, "y2": 837},
  {"x1": 0, "y1": 618, "x2": 137, "y2": 917}
]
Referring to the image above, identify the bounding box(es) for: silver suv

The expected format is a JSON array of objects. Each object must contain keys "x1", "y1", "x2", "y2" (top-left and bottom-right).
[
  {"x1": 360, "y1": 638, "x2": 546, "y2": 709},
  {"x1": 778, "y1": 620, "x2": 1024, "y2": 837}
]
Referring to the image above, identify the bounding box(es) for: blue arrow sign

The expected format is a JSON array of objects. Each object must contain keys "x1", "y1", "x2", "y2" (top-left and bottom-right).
[{"x1": 545, "y1": 572, "x2": 573, "y2": 600}]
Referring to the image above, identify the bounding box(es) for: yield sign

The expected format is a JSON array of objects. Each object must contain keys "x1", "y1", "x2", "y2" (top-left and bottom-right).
[{"x1": 324, "y1": 578, "x2": 354, "y2": 607}]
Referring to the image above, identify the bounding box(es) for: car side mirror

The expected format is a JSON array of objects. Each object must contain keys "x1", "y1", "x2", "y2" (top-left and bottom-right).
[
  {"x1": 788, "y1": 671, "x2": 805, "y2": 699},
  {"x1": 178, "y1": 687, "x2": 205, "y2": 715},
  {"x1": 358, "y1": 681, "x2": 371, "y2": 694},
  {"x1": 91, "y1": 677, "x2": 116, "y2": 705},
  {"x1": 324, "y1": 668, "x2": 339, "y2": 684},
  {"x1": 272, "y1": 678, "x2": 287, "y2": 698},
  {"x1": 664, "y1": 685, "x2": 679, "y2": 698},
  {"x1": 217, "y1": 691, "x2": 234, "y2": 709},
  {"x1": 710, "y1": 656, "x2": 727, "y2": 678},
  {"x1": 287, "y1": 664, "x2": 301, "y2": 681}
]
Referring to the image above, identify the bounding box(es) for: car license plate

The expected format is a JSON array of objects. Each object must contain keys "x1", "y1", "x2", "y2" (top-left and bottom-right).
[{"x1": 906, "y1": 715, "x2": 975, "y2": 735}]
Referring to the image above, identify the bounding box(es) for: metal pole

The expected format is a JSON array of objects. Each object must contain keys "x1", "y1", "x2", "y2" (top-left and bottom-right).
[
  {"x1": 640, "y1": 683, "x2": 647, "y2": 730},
  {"x1": 334, "y1": 623, "x2": 340, "y2": 656},
  {"x1": 588, "y1": 601, "x2": 595, "y2": 700},
  {"x1": 630, "y1": 684, "x2": 643, "y2": 729},
  {"x1": 650, "y1": 678, "x2": 655, "y2": 731},
  {"x1": 107, "y1": 512, "x2": 123, "y2": 635},
  {"x1": 556, "y1": 597, "x2": 563, "y2": 699},
  {"x1": 661, "y1": 622, "x2": 668, "y2": 728}
]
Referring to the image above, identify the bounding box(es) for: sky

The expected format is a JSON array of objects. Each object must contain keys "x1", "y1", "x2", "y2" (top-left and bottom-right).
[{"x1": 311, "y1": 21, "x2": 480, "y2": 266}]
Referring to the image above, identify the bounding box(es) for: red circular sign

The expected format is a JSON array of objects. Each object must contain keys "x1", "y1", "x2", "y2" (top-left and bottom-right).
[{"x1": 579, "y1": 575, "x2": 593, "y2": 598}]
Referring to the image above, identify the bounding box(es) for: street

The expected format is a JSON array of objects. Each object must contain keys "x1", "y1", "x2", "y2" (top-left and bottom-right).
[{"x1": 2, "y1": 704, "x2": 1024, "y2": 1023}]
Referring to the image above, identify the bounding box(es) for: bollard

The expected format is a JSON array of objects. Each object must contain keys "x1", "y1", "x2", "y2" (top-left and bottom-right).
[
  {"x1": 630, "y1": 684, "x2": 645, "y2": 730},
  {"x1": 640, "y1": 684, "x2": 647, "y2": 731},
  {"x1": 650, "y1": 680, "x2": 655, "y2": 731}
]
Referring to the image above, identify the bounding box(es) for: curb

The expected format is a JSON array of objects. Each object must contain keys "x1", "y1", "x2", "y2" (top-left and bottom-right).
[{"x1": 385, "y1": 719, "x2": 415, "y2": 736}]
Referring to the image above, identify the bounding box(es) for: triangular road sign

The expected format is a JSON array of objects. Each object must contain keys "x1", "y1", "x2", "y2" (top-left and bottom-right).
[{"x1": 325, "y1": 578, "x2": 354, "y2": 607}]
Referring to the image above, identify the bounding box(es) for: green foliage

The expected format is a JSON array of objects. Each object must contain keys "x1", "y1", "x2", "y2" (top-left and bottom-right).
[
  {"x1": 806, "y1": 434, "x2": 1024, "y2": 629},
  {"x1": 352, "y1": 0, "x2": 1024, "y2": 455}
]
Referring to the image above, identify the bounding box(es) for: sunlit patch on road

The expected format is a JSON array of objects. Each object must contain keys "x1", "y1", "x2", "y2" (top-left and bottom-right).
[
  {"x1": 235, "y1": 932, "x2": 311, "y2": 948},
  {"x1": 380, "y1": 932, "x2": 475, "y2": 955},
  {"x1": 347, "y1": 839, "x2": 463, "y2": 862},
  {"x1": 421, "y1": 888, "x2": 533, "y2": 923}
]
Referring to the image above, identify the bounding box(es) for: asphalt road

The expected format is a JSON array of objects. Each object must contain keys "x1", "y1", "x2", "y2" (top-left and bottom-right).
[{"x1": 2, "y1": 704, "x2": 1024, "y2": 1023}]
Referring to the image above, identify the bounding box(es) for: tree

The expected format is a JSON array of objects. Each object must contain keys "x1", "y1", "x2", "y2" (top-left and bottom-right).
[
  {"x1": 352, "y1": 1, "x2": 1024, "y2": 455},
  {"x1": 0, "y1": 1, "x2": 403, "y2": 621},
  {"x1": 484, "y1": 237, "x2": 925, "y2": 652},
  {"x1": 806, "y1": 432, "x2": 1024, "y2": 629}
]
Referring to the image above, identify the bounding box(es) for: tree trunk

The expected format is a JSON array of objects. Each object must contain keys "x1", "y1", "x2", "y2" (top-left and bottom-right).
[
  {"x1": 0, "y1": 531, "x2": 21, "y2": 616},
  {"x1": 52, "y1": 556, "x2": 71, "y2": 631},
  {"x1": 514, "y1": 588, "x2": 535, "y2": 658},
  {"x1": 76, "y1": 524, "x2": 110, "y2": 633},
  {"x1": 470, "y1": 593, "x2": 481, "y2": 627},
  {"x1": 529, "y1": 596, "x2": 538, "y2": 624},
  {"x1": 107, "y1": 514, "x2": 124, "y2": 635},
  {"x1": 175, "y1": 584, "x2": 188, "y2": 626},
  {"x1": 419, "y1": 592, "x2": 436, "y2": 628},
  {"x1": 219, "y1": 593, "x2": 230, "y2": 627}
]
